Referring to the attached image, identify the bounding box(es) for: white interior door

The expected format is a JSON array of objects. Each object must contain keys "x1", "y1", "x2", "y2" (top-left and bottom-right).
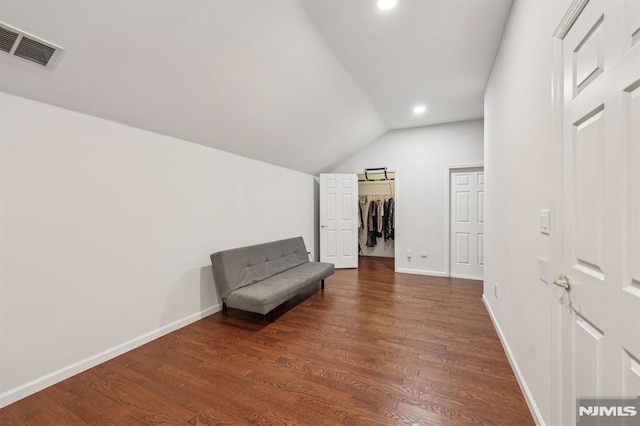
[
  {"x1": 449, "y1": 168, "x2": 484, "y2": 280},
  {"x1": 319, "y1": 174, "x2": 358, "y2": 268},
  {"x1": 558, "y1": 0, "x2": 640, "y2": 423}
]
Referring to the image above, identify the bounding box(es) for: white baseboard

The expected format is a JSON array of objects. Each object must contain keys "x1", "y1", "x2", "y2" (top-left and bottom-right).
[
  {"x1": 482, "y1": 295, "x2": 545, "y2": 426},
  {"x1": 396, "y1": 268, "x2": 448, "y2": 277},
  {"x1": 0, "y1": 303, "x2": 221, "y2": 409},
  {"x1": 450, "y1": 273, "x2": 484, "y2": 281}
]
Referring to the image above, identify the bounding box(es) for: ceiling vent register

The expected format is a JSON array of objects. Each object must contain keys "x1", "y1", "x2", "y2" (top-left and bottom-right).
[{"x1": 0, "y1": 21, "x2": 63, "y2": 68}]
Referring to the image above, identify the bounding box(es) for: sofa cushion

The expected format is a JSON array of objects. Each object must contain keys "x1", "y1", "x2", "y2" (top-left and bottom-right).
[
  {"x1": 225, "y1": 261, "x2": 334, "y2": 314},
  {"x1": 210, "y1": 237, "x2": 309, "y2": 299}
]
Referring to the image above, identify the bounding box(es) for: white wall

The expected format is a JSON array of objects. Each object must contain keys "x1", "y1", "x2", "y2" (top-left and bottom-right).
[
  {"x1": 0, "y1": 92, "x2": 316, "y2": 407},
  {"x1": 483, "y1": 0, "x2": 569, "y2": 424},
  {"x1": 333, "y1": 120, "x2": 484, "y2": 276}
]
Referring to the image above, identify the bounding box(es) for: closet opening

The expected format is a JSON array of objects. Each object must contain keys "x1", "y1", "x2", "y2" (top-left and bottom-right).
[{"x1": 357, "y1": 168, "x2": 396, "y2": 271}]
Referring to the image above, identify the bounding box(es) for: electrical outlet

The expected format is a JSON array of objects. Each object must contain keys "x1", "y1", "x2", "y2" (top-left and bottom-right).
[
  {"x1": 407, "y1": 249, "x2": 412, "y2": 259},
  {"x1": 494, "y1": 283, "x2": 498, "y2": 299},
  {"x1": 420, "y1": 251, "x2": 427, "y2": 258}
]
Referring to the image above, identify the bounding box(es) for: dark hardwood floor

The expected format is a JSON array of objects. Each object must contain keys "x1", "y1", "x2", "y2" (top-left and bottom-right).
[{"x1": 0, "y1": 257, "x2": 533, "y2": 425}]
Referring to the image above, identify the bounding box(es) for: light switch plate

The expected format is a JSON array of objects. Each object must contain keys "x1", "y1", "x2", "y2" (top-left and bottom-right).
[
  {"x1": 540, "y1": 209, "x2": 550, "y2": 235},
  {"x1": 538, "y1": 256, "x2": 550, "y2": 284}
]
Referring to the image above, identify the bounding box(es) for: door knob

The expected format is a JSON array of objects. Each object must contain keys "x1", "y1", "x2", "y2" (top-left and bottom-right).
[
  {"x1": 321, "y1": 225, "x2": 327, "y2": 229},
  {"x1": 554, "y1": 274, "x2": 571, "y2": 290}
]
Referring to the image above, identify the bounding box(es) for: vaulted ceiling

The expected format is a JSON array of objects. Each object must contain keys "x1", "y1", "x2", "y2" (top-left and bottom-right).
[{"x1": 0, "y1": 0, "x2": 512, "y2": 174}]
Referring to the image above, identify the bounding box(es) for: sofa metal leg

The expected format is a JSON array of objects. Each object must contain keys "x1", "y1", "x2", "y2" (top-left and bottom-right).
[
  {"x1": 321, "y1": 279, "x2": 325, "y2": 290},
  {"x1": 222, "y1": 302, "x2": 227, "y2": 313}
]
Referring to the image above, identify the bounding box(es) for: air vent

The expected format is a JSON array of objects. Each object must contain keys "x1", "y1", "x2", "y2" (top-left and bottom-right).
[
  {"x1": 0, "y1": 26, "x2": 19, "y2": 53},
  {"x1": 14, "y1": 37, "x2": 56, "y2": 66},
  {"x1": 0, "y1": 21, "x2": 63, "y2": 68}
]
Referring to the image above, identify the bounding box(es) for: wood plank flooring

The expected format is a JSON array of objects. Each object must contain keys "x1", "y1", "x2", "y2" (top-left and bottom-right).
[{"x1": 0, "y1": 257, "x2": 533, "y2": 425}]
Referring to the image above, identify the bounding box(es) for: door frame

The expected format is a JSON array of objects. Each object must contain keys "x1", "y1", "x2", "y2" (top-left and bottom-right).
[
  {"x1": 550, "y1": 1, "x2": 596, "y2": 424},
  {"x1": 355, "y1": 168, "x2": 399, "y2": 272},
  {"x1": 444, "y1": 163, "x2": 484, "y2": 278}
]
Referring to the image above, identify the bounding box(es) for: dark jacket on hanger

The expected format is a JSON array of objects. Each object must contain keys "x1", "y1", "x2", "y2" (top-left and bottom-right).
[
  {"x1": 366, "y1": 200, "x2": 377, "y2": 247},
  {"x1": 383, "y1": 200, "x2": 390, "y2": 241},
  {"x1": 387, "y1": 198, "x2": 394, "y2": 240}
]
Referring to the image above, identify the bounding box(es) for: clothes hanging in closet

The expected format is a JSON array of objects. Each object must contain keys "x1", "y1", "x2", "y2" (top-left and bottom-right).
[{"x1": 364, "y1": 197, "x2": 394, "y2": 247}]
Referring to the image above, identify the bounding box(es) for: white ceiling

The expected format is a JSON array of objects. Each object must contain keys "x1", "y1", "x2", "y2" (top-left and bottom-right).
[
  {"x1": 0, "y1": 0, "x2": 512, "y2": 174},
  {"x1": 301, "y1": 0, "x2": 513, "y2": 129}
]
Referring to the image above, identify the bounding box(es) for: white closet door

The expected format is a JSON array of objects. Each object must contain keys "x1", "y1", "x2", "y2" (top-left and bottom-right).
[
  {"x1": 557, "y1": 0, "x2": 640, "y2": 424},
  {"x1": 319, "y1": 174, "x2": 358, "y2": 268},
  {"x1": 449, "y1": 168, "x2": 484, "y2": 280}
]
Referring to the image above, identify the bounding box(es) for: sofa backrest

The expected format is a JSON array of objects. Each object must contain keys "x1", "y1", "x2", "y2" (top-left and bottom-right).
[{"x1": 210, "y1": 237, "x2": 309, "y2": 299}]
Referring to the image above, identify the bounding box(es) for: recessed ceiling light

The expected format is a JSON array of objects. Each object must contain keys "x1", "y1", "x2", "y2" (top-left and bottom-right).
[
  {"x1": 377, "y1": 0, "x2": 397, "y2": 11},
  {"x1": 412, "y1": 104, "x2": 427, "y2": 115}
]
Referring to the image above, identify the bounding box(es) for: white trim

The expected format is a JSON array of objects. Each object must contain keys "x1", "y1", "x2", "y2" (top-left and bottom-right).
[
  {"x1": 0, "y1": 304, "x2": 221, "y2": 409},
  {"x1": 553, "y1": 0, "x2": 590, "y2": 39},
  {"x1": 397, "y1": 267, "x2": 447, "y2": 277},
  {"x1": 450, "y1": 273, "x2": 484, "y2": 281},
  {"x1": 551, "y1": 0, "x2": 577, "y2": 418},
  {"x1": 393, "y1": 169, "x2": 400, "y2": 273},
  {"x1": 483, "y1": 296, "x2": 545, "y2": 426},
  {"x1": 444, "y1": 163, "x2": 484, "y2": 277},
  {"x1": 550, "y1": 34, "x2": 565, "y2": 426}
]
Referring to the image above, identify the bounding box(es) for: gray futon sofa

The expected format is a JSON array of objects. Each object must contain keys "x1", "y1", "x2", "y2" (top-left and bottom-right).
[{"x1": 210, "y1": 237, "x2": 334, "y2": 321}]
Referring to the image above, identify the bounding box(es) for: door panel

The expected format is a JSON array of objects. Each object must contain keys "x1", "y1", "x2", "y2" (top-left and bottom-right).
[
  {"x1": 449, "y1": 168, "x2": 483, "y2": 279},
  {"x1": 456, "y1": 233, "x2": 470, "y2": 264},
  {"x1": 574, "y1": 314, "x2": 604, "y2": 398},
  {"x1": 320, "y1": 174, "x2": 358, "y2": 268},
  {"x1": 623, "y1": 350, "x2": 640, "y2": 396},
  {"x1": 627, "y1": 82, "x2": 640, "y2": 293},
  {"x1": 574, "y1": 16, "x2": 604, "y2": 94},
  {"x1": 574, "y1": 106, "x2": 605, "y2": 276},
  {"x1": 456, "y1": 192, "x2": 470, "y2": 222},
  {"x1": 325, "y1": 230, "x2": 337, "y2": 258},
  {"x1": 456, "y1": 174, "x2": 470, "y2": 185},
  {"x1": 342, "y1": 193, "x2": 353, "y2": 220},
  {"x1": 477, "y1": 188, "x2": 485, "y2": 223},
  {"x1": 326, "y1": 193, "x2": 336, "y2": 221},
  {"x1": 624, "y1": 0, "x2": 640, "y2": 51}
]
